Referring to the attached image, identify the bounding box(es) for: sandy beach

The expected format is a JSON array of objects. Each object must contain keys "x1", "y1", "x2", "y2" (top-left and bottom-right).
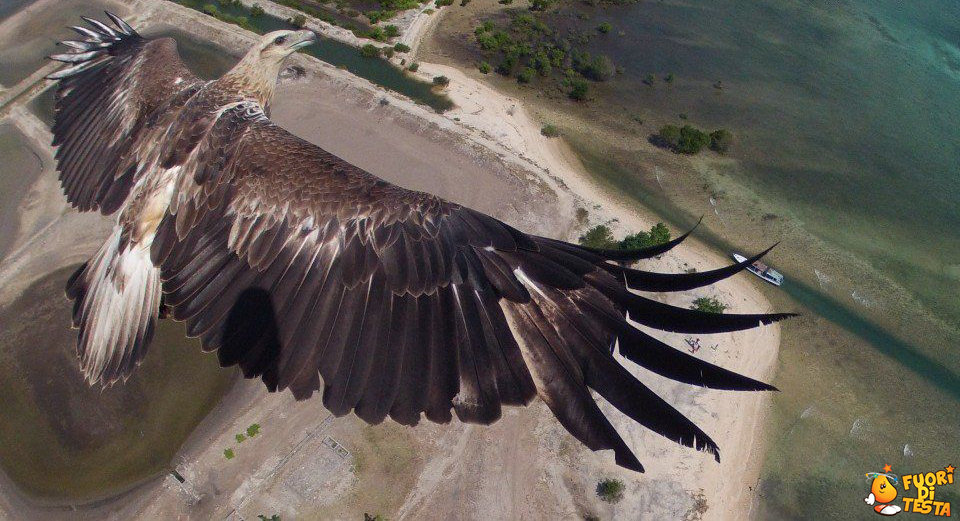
[{"x1": 0, "y1": 1, "x2": 781, "y2": 519}]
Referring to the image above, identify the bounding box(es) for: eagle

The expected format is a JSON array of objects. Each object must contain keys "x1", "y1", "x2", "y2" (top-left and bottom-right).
[{"x1": 47, "y1": 13, "x2": 792, "y2": 472}]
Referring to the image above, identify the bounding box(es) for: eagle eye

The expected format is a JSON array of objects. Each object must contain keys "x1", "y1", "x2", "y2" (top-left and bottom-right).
[{"x1": 274, "y1": 35, "x2": 287, "y2": 45}]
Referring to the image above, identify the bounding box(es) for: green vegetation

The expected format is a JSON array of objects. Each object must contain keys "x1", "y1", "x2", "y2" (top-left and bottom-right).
[
  {"x1": 433, "y1": 75, "x2": 450, "y2": 86},
  {"x1": 250, "y1": 3, "x2": 265, "y2": 17},
  {"x1": 394, "y1": 42, "x2": 411, "y2": 53},
  {"x1": 472, "y1": 12, "x2": 616, "y2": 100},
  {"x1": 654, "y1": 124, "x2": 732, "y2": 155},
  {"x1": 517, "y1": 67, "x2": 535, "y2": 83},
  {"x1": 360, "y1": 43, "x2": 382, "y2": 58},
  {"x1": 578, "y1": 222, "x2": 671, "y2": 250},
  {"x1": 566, "y1": 78, "x2": 589, "y2": 100},
  {"x1": 597, "y1": 22, "x2": 612, "y2": 34},
  {"x1": 691, "y1": 296, "x2": 727, "y2": 314},
  {"x1": 407, "y1": 62, "x2": 419, "y2": 72},
  {"x1": 384, "y1": 25, "x2": 400, "y2": 38},
  {"x1": 528, "y1": 0, "x2": 555, "y2": 11},
  {"x1": 224, "y1": 448, "x2": 235, "y2": 460},
  {"x1": 541, "y1": 124, "x2": 561, "y2": 137},
  {"x1": 365, "y1": 0, "x2": 419, "y2": 24},
  {"x1": 235, "y1": 433, "x2": 247, "y2": 443},
  {"x1": 364, "y1": 515, "x2": 384, "y2": 521},
  {"x1": 665, "y1": 72, "x2": 675, "y2": 83},
  {"x1": 289, "y1": 13, "x2": 307, "y2": 28},
  {"x1": 201, "y1": 3, "x2": 253, "y2": 30},
  {"x1": 258, "y1": 515, "x2": 281, "y2": 521},
  {"x1": 478, "y1": 61, "x2": 491, "y2": 74},
  {"x1": 643, "y1": 73, "x2": 655, "y2": 85},
  {"x1": 596, "y1": 478, "x2": 625, "y2": 503},
  {"x1": 620, "y1": 222, "x2": 671, "y2": 249},
  {"x1": 709, "y1": 129, "x2": 733, "y2": 153}
]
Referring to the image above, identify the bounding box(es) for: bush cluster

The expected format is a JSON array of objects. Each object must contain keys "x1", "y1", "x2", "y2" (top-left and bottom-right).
[
  {"x1": 654, "y1": 124, "x2": 732, "y2": 154},
  {"x1": 578, "y1": 223, "x2": 671, "y2": 250},
  {"x1": 473, "y1": 13, "x2": 616, "y2": 100}
]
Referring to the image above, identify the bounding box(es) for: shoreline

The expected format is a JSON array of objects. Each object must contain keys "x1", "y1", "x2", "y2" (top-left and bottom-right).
[{"x1": 0, "y1": 1, "x2": 780, "y2": 518}]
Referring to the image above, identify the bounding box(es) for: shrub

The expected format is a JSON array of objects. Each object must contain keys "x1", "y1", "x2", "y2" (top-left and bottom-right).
[
  {"x1": 597, "y1": 22, "x2": 612, "y2": 34},
  {"x1": 224, "y1": 448, "x2": 235, "y2": 460},
  {"x1": 436, "y1": 0, "x2": 454, "y2": 6},
  {"x1": 578, "y1": 225, "x2": 615, "y2": 249},
  {"x1": 676, "y1": 124, "x2": 710, "y2": 154},
  {"x1": 394, "y1": 42, "x2": 411, "y2": 52},
  {"x1": 433, "y1": 75, "x2": 450, "y2": 86},
  {"x1": 407, "y1": 62, "x2": 419, "y2": 71},
  {"x1": 360, "y1": 43, "x2": 381, "y2": 57},
  {"x1": 478, "y1": 61, "x2": 492, "y2": 74},
  {"x1": 619, "y1": 222, "x2": 670, "y2": 249},
  {"x1": 568, "y1": 79, "x2": 589, "y2": 100},
  {"x1": 517, "y1": 67, "x2": 535, "y2": 83},
  {"x1": 498, "y1": 0, "x2": 513, "y2": 4},
  {"x1": 250, "y1": 3, "x2": 265, "y2": 16},
  {"x1": 247, "y1": 423, "x2": 261, "y2": 437},
  {"x1": 368, "y1": 27, "x2": 386, "y2": 41},
  {"x1": 461, "y1": 0, "x2": 471, "y2": 5},
  {"x1": 664, "y1": 72, "x2": 674, "y2": 83},
  {"x1": 541, "y1": 124, "x2": 561, "y2": 137},
  {"x1": 597, "y1": 478, "x2": 625, "y2": 503},
  {"x1": 529, "y1": 0, "x2": 553, "y2": 11},
  {"x1": 643, "y1": 73, "x2": 655, "y2": 85},
  {"x1": 289, "y1": 13, "x2": 307, "y2": 28},
  {"x1": 655, "y1": 124, "x2": 681, "y2": 149},
  {"x1": 236, "y1": 433, "x2": 247, "y2": 443},
  {"x1": 709, "y1": 129, "x2": 733, "y2": 153},
  {"x1": 383, "y1": 47, "x2": 395, "y2": 58},
  {"x1": 384, "y1": 24, "x2": 400, "y2": 38},
  {"x1": 692, "y1": 296, "x2": 727, "y2": 314}
]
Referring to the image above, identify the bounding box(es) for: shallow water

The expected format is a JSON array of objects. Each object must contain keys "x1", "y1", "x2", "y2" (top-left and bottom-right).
[
  {"x1": 553, "y1": 0, "x2": 960, "y2": 517},
  {"x1": 0, "y1": 0, "x2": 128, "y2": 86},
  {"x1": 0, "y1": 124, "x2": 43, "y2": 261},
  {"x1": 170, "y1": 0, "x2": 454, "y2": 111},
  {"x1": 0, "y1": 266, "x2": 235, "y2": 501}
]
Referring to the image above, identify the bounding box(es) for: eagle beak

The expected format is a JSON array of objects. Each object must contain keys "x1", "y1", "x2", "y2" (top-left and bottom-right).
[{"x1": 288, "y1": 30, "x2": 318, "y2": 51}]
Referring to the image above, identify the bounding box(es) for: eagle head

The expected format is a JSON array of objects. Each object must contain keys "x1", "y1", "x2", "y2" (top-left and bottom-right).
[{"x1": 222, "y1": 29, "x2": 318, "y2": 106}]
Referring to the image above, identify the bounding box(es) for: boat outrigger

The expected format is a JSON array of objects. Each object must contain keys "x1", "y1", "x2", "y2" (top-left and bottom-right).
[{"x1": 733, "y1": 253, "x2": 784, "y2": 286}]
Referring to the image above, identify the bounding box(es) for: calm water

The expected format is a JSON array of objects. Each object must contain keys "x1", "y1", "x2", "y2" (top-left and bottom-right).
[
  {"x1": 562, "y1": 0, "x2": 960, "y2": 518},
  {"x1": 170, "y1": 0, "x2": 454, "y2": 111}
]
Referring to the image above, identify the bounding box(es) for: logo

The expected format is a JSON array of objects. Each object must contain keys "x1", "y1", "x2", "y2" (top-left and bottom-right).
[{"x1": 864, "y1": 464, "x2": 955, "y2": 517}]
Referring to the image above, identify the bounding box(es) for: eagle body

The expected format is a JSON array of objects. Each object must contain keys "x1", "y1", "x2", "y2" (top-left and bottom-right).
[{"x1": 48, "y1": 14, "x2": 793, "y2": 472}]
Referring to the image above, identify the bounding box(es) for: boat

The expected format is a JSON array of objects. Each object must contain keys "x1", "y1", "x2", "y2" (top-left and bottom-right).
[{"x1": 732, "y1": 253, "x2": 784, "y2": 286}]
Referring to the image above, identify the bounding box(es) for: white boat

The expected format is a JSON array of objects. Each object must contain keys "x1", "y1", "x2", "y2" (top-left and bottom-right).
[{"x1": 732, "y1": 253, "x2": 784, "y2": 286}]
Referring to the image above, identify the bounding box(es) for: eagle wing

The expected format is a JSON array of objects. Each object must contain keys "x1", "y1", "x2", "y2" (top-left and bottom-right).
[
  {"x1": 153, "y1": 104, "x2": 792, "y2": 471},
  {"x1": 49, "y1": 13, "x2": 202, "y2": 214}
]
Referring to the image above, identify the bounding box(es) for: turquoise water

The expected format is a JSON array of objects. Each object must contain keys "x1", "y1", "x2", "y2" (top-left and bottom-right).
[
  {"x1": 558, "y1": 1, "x2": 960, "y2": 517},
  {"x1": 577, "y1": 0, "x2": 960, "y2": 325}
]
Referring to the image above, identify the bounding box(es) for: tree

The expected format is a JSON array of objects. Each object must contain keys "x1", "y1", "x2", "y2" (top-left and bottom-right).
[
  {"x1": 692, "y1": 297, "x2": 726, "y2": 314},
  {"x1": 289, "y1": 13, "x2": 307, "y2": 28},
  {"x1": 432, "y1": 75, "x2": 450, "y2": 86},
  {"x1": 578, "y1": 225, "x2": 615, "y2": 249},
  {"x1": 360, "y1": 44, "x2": 381, "y2": 58},
  {"x1": 709, "y1": 129, "x2": 733, "y2": 154},
  {"x1": 596, "y1": 478, "x2": 625, "y2": 503},
  {"x1": 394, "y1": 42, "x2": 411, "y2": 52},
  {"x1": 384, "y1": 25, "x2": 400, "y2": 38},
  {"x1": 619, "y1": 222, "x2": 670, "y2": 249}
]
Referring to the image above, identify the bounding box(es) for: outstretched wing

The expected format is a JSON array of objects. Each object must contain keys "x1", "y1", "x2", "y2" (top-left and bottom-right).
[
  {"x1": 152, "y1": 104, "x2": 792, "y2": 472},
  {"x1": 49, "y1": 13, "x2": 202, "y2": 214}
]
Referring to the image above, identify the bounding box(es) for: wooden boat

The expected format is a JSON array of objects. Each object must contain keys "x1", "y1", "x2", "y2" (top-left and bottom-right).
[{"x1": 732, "y1": 253, "x2": 783, "y2": 286}]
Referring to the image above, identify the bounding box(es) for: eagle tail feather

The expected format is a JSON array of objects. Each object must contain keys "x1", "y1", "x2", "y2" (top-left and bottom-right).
[{"x1": 66, "y1": 228, "x2": 161, "y2": 386}]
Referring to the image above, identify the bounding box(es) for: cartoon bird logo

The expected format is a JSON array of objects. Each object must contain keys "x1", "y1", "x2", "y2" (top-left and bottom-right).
[{"x1": 865, "y1": 464, "x2": 902, "y2": 516}]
